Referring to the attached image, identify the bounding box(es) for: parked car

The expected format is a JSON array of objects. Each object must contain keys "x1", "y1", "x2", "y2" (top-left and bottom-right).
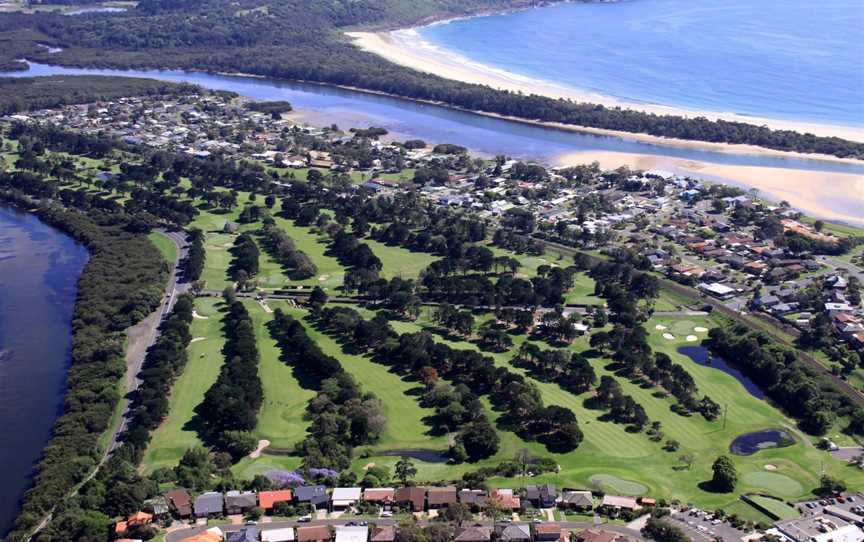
[{"x1": 298, "y1": 515, "x2": 312, "y2": 523}]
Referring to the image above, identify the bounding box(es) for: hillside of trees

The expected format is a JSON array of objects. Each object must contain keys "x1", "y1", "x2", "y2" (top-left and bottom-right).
[{"x1": 0, "y1": 0, "x2": 862, "y2": 158}]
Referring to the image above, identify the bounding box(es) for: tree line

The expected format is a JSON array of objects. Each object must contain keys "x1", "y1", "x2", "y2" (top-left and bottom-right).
[
  {"x1": 268, "y1": 309, "x2": 386, "y2": 470},
  {"x1": 198, "y1": 299, "x2": 263, "y2": 458}
]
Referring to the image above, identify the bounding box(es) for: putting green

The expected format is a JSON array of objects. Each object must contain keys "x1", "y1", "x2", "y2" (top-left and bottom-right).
[
  {"x1": 588, "y1": 474, "x2": 648, "y2": 496},
  {"x1": 740, "y1": 472, "x2": 804, "y2": 497}
]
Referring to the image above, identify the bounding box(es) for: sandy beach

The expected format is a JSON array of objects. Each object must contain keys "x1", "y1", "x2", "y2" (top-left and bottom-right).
[
  {"x1": 347, "y1": 30, "x2": 864, "y2": 143},
  {"x1": 556, "y1": 150, "x2": 864, "y2": 226}
]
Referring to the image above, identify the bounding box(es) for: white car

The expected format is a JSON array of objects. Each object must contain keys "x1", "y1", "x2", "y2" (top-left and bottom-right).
[{"x1": 298, "y1": 515, "x2": 312, "y2": 523}]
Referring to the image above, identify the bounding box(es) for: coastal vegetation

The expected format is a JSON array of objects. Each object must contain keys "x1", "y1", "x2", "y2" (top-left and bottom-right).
[
  {"x1": 1, "y1": 1, "x2": 863, "y2": 158},
  {"x1": 0, "y1": 198, "x2": 167, "y2": 541}
]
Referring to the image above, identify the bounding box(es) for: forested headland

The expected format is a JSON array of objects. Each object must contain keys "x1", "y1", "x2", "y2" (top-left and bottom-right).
[{"x1": 0, "y1": 0, "x2": 862, "y2": 158}]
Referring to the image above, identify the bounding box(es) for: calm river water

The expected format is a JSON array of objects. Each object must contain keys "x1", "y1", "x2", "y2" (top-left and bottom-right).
[{"x1": 0, "y1": 207, "x2": 88, "y2": 536}]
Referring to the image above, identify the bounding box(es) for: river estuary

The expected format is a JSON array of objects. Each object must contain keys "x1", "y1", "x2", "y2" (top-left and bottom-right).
[{"x1": 0, "y1": 207, "x2": 88, "y2": 536}]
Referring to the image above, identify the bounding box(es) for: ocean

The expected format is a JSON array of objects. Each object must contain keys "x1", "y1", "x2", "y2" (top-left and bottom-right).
[
  {"x1": 0, "y1": 207, "x2": 88, "y2": 536},
  {"x1": 418, "y1": 0, "x2": 864, "y2": 129}
]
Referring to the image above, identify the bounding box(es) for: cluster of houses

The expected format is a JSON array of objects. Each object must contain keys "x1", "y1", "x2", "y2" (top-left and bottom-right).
[
  {"x1": 150, "y1": 524, "x2": 642, "y2": 542},
  {"x1": 114, "y1": 485, "x2": 654, "y2": 542}
]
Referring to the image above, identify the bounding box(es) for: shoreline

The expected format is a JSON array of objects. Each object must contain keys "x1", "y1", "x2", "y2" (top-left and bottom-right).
[{"x1": 346, "y1": 29, "x2": 864, "y2": 144}]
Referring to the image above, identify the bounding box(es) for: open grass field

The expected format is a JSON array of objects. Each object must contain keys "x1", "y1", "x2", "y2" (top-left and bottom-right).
[
  {"x1": 141, "y1": 297, "x2": 226, "y2": 473},
  {"x1": 745, "y1": 494, "x2": 801, "y2": 520},
  {"x1": 361, "y1": 237, "x2": 440, "y2": 280},
  {"x1": 148, "y1": 231, "x2": 178, "y2": 265}
]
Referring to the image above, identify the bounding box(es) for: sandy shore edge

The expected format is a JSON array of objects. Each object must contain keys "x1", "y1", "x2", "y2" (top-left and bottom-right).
[{"x1": 347, "y1": 30, "x2": 864, "y2": 144}]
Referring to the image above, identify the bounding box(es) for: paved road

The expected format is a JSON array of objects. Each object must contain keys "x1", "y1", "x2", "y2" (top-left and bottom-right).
[
  {"x1": 816, "y1": 255, "x2": 864, "y2": 282},
  {"x1": 107, "y1": 229, "x2": 190, "y2": 454},
  {"x1": 27, "y1": 228, "x2": 190, "y2": 541},
  {"x1": 165, "y1": 518, "x2": 643, "y2": 542}
]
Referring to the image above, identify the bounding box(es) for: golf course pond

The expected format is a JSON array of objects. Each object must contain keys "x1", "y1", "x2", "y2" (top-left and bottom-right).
[
  {"x1": 377, "y1": 449, "x2": 450, "y2": 463},
  {"x1": 730, "y1": 429, "x2": 796, "y2": 456},
  {"x1": 678, "y1": 345, "x2": 765, "y2": 399}
]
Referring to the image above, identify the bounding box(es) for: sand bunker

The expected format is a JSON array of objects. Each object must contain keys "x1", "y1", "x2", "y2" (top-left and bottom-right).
[
  {"x1": 248, "y1": 439, "x2": 270, "y2": 459},
  {"x1": 192, "y1": 311, "x2": 209, "y2": 320},
  {"x1": 694, "y1": 326, "x2": 708, "y2": 332},
  {"x1": 663, "y1": 333, "x2": 676, "y2": 340},
  {"x1": 655, "y1": 324, "x2": 668, "y2": 330},
  {"x1": 318, "y1": 274, "x2": 330, "y2": 282},
  {"x1": 686, "y1": 335, "x2": 698, "y2": 342},
  {"x1": 764, "y1": 464, "x2": 777, "y2": 471},
  {"x1": 190, "y1": 337, "x2": 206, "y2": 343}
]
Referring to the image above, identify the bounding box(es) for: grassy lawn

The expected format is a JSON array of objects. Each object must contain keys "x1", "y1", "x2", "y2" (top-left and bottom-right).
[
  {"x1": 140, "y1": 297, "x2": 226, "y2": 473},
  {"x1": 385, "y1": 311, "x2": 863, "y2": 507},
  {"x1": 362, "y1": 237, "x2": 440, "y2": 280},
  {"x1": 148, "y1": 231, "x2": 178, "y2": 265},
  {"x1": 246, "y1": 300, "x2": 315, "y2": 450},
  {"x1": 745, "y1": 494, "x2": 801, "y2": 520},
  {"x1": 272, "y1": 217, "x2": 345, "y2": 290}
]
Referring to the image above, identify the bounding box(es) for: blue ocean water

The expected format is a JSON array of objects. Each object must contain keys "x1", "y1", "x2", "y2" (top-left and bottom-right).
[{"x1": 419, "y1": 0, "x2": 864, "y2": 128}]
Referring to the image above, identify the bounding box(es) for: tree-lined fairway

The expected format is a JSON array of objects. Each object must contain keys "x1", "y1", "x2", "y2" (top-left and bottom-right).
[{"x1": 141, "y1": 298, "x2": 226, "y2": 473}]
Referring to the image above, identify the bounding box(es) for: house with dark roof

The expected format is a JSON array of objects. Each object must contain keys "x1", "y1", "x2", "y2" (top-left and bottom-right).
[
  {"x1": 165, "y1": 488, "x2": 193, "y2": 518},
  {"x1": 525, "y1": 484, "x2": 558, "y2": 508},
  {"x1": 497, "y1": 524, "x2": 531, "y2": 541},
  {"x1": 194, "y1": 492, "x2": 224, "y2": 518},
  {"x1": 560, "y1": 490, "x2": 593, "y2": 511},
  {"x1": 225, "y1": 490, "x2": 257, "y2": 515},
  {"x1": 295, "y1": 485, "x2": 329, "y2": 509},
  {"x1": 394, "y1": 486, "x2": 426, "y2": 511},
  {"x1": 459, "y1": 489, "x2": 487, "y2": 509},
  {"x1": 227, "y1": 527, "x2": 259, "y2": 542},
  {"x1": 455, "y1": 525, "x2": 492, "y2": 541},
  {"x1": 426, "y1": 486, "x2": 458, "y2": 509},
  {"x1": 535, "y1": 523, "x2": 568, "y2": 542}
]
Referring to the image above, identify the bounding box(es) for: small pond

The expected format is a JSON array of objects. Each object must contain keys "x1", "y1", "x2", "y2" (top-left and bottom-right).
[
  {"x1": 377, "y1": 449, "x2": 449, "y2": 463},
  {"x1": 678, "y1": 345, "x2": 765, "y2": 399},
  {"x1": 730, "y1": 429, "x2": 795, "y2": 456}
]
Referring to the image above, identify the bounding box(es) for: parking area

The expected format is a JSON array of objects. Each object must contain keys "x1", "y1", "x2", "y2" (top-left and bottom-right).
[
  {"x1": 796, "y1": 492, "x2": 864, "y2": 518},
  {"x1": 670, "y1": 509, "x2": 751, "y2": 541}
]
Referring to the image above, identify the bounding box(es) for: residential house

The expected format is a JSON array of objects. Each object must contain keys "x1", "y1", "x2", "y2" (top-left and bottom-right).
[
  {"x1": 194, "y1": 492, "x2": 224, "y2": 518},
  {"x1": 535, "y1": 523, "x2": 569, "y2": 542},
  {"x1": 259, "y1": 490, "x2": 294, "y2": 512},
  {"x1": 394, "y1": 486, "x2": 426, "y2": 511},
  {"x1": 698, "y1": 282, "x2": 736, "y2": 300},
  {"x1": 331, "y1": 487, "x2": 362, "y2": 511},
  {"x1": 295, "y1": 486, "x2": 329, "y2": 510},
  {"x1": 226, "y1": 527, "x2": 259, "y2": 542},
  {"x1": 525, "y1": 484, "x2": 558, "y2": 508},
  {"x1": 459, "y1": 489, "x2": 487, "y2": 509},
  {"x1": 183, "y1": 528, "x2": 223, "y2": 542},
  {"x1": 262, "y1": 528, "x2": 297, "y2": 542},
  {"x1": 560, "y1": 490, "x2": 594, "y2": 511},
  {"x1": 599, "y1": 495, "x2": 640, "y2": 515},
  {"x1": 497, "y1": 524, "x2": 532, "y2": 541},
  {"x1": 334, "y1": 525, "x2": 368, "y2": 542},
  {"x1": 225, "y1": 491, "x2": 257, "y2": 515},
  {"x1": 165, "y1": 489, "x2": 193, "y2": 518},
  {"x1": 574, "y1": 529, "x2": 640, "y2": 542},
  {"x1": 144, "y1": 496, "x2": 170, "y2": 518},
  {"x1": 489, "y1": 489, "x2": 521, "y2": 510},
  {"x1": 363, "y1": 488, "x2": 395, "y2": 510},
  {"x1": 296, "y1": 525, "x2": 332, "y2": 542},
  {"x1": 455, "y1": 525, "x2": 493, "y2": 541},
  {"x1": 370, "y1": 526, "x2": 396, "y2": 542},
  {"x1": 426, "y1": 486, "x2": 458, "y2": 509}
]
